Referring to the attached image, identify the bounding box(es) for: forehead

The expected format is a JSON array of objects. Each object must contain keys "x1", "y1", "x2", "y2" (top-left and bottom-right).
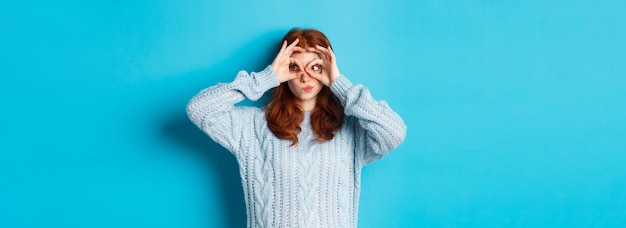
[{"x1": 290, "y1": 52, "x2": 320, "y2": 61}]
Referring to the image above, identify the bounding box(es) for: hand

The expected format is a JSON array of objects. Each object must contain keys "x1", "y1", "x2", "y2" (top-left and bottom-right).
[
  {"x1": 271, "y1": 39, "x2": 305, "y2": 83},
  {"x1": 304, "y1": 45, "x2": 340, "y2": 87}
]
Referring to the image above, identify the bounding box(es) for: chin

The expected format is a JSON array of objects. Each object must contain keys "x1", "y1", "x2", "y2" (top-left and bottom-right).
[{"x1": 298, "y1": 96, "x2": 315, "y2": 101}]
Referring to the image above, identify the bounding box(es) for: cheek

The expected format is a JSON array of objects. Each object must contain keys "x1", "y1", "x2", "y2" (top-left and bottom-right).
[
  {"x1": 287, "y1": 80, "x2": 299, "y2": 93},
  {"x1": 314, "y1": 86, "x2": 323, "y2": 94}
]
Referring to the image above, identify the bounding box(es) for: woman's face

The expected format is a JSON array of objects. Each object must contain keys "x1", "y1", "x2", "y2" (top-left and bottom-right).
[{"x1": 287, "y1": 51, "x2": 323, "y2": 110}]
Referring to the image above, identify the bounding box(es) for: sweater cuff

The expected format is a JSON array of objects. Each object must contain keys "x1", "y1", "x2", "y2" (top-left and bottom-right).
[
  {"x1": 329, "y1": 75, "x2": 353, "y2": 105},
  {"x1": 239, "y1": 65, "x2": 280, "y2": 101},
  {"x1": 256, "y1": 65, "x2": 280, "y2": 92},
  {"x1": 247, "y1": 65, "x2": 279, "y2": 101}
]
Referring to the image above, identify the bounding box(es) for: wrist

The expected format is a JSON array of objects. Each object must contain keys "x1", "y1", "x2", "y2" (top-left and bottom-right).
[{"x1": 330, "y1": 71, "x2": 340, "y2": 85}]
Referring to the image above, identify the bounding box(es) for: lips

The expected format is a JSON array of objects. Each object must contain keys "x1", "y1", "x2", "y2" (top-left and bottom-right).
[{"x1": 303, "y1": 86, "x2": 313, "y2": 92}]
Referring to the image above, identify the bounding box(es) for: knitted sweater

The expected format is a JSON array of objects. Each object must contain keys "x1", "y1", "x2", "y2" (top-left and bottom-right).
[{"x1": 186, "y1": 65, "x2": 406, "y2": 228}]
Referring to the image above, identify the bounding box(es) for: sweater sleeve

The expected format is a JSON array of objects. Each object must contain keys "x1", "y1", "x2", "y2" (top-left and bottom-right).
[
  {"x1": 186, "y1": 65, "x2": 279, "y2": 154},
  {"x1": 330, "y1": 75, "x2": 407, "y2": 166}
]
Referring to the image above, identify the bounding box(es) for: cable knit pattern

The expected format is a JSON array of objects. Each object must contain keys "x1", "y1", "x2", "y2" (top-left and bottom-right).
[{"x1": 186, "y1": 65, "x2": 407, "y2": 228}]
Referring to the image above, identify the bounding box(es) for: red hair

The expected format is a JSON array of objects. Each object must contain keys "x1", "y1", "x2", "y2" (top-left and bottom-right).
[{"x1": 265, "y1": 29, "x2": 344, "y2": 146}]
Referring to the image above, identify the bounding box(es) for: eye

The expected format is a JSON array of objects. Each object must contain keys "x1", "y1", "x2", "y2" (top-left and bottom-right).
[
  {"x1": 311, "y1": 64, "x2": 322, "y2": 72},
  {"x1": 289, "y1": 64, "x2": 300, "y2": 71}
]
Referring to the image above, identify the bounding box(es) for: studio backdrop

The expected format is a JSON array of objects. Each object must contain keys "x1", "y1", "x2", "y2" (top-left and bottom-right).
[{"x1": 1, "y1": 0, "x2": 625, "y2": 227}]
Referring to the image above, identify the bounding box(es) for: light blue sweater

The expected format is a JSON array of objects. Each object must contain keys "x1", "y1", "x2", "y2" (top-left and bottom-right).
[{"x1": 187, "y1": 65, "x2": 406, "y2": 228}]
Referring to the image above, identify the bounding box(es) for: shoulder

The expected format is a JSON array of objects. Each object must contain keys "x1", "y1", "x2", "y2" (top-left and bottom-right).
[
  {"x1": 233, "y1": 106, "x2": 268, "y2": 130},
  {"x1": 235, "y1": 107, "x2": 276, "y2": 144}
]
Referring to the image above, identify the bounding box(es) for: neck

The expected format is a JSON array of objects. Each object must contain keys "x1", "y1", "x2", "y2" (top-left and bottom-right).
[{"x1": 299, "y1": 99, "x2": 316, "y2": 111}]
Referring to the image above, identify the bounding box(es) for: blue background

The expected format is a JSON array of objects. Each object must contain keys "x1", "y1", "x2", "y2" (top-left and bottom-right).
[{"x1": 2, "y1": 0, "x2": 625, "y2": 227}]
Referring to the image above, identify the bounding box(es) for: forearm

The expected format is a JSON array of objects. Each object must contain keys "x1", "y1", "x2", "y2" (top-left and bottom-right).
[
  {"x1": 186, "y1": 65, "x2": 279, "y2": 151},
  {"x1": 330, "y1": 75, "x2": 407, "y2": 155}
]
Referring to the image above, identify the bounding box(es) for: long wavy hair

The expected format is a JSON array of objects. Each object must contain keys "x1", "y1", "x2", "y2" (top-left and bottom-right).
[{"x1": 265, "y1": 29, "x2": 345, "y2": 146}]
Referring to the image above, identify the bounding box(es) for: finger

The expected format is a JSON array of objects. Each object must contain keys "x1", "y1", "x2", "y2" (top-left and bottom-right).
[
  {"x1": 273, "y1": 41, "x2": 287, "y2": 61},
  {"x1": 303, "y1": 47, "x2": 327, "y2": 65},
  {"x1": 315, "y1": 45, "x2": 330, "y2": 55},
  {"x1": 326, "y1": 46, "x2": 335, "y2": 59},
  {"x1": 291, "y1": 46, "x2": 306, "y2": 53},
  {"x1": 315, "y1": 45, "x2": 335, "y2": 59},
  {"x1": 285, "y1": 72, "x2": 299, "y2": 81},
  {"x1": 305, "y1": 47, "x2": 325, "y2": 60},
  {"x1": 290, "y1": 57, "x2": 303, "y2": 65},
  {"x1": 307, "y1": 47, "x2": 325, "y2": 56},
  {"x1": 277, "y1": 40, "x2": 288, "y2": 56},
  {"x1": 324, "y1": 45, "x2": 334, "y2": 54},
  {"x1": 286, "y1": 38, "x2": 300, "y2": 50},
  {"x1": 310, "y1": 48, "x2": 333, "y2": 68},
  {"x1": 303, "y1": 59, "x2": 324, "y2": 79},
  {"x1": 305, "y1": 58, "x2": 322, "y2": 66},
  {"x1": 283, "y1": 38, "x2": 301, "y2": 56},
  {"x1": 304, "y1": 58, "x2": 323, "y2": 71},
  {"x1": 289, "y1": 57, "x2": 305, "y2": 71},
  {"x1": 313, "y1": 45, "x2": 333, "y2": 62}
]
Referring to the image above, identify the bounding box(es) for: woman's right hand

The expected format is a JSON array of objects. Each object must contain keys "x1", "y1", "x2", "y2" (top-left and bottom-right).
[{"x1": 271, "y1": 39, "x2": 305, "y2": 83}]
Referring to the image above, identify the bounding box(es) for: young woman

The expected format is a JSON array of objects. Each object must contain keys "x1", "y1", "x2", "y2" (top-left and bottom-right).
[{"x1": 187, "y1": 29, "x2": 406, "y2": 228}]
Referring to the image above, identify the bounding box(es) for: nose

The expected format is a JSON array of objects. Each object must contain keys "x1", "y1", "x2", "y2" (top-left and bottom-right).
[{"x1": 298, "y1": 71, "x2": 311, "y2": 82}]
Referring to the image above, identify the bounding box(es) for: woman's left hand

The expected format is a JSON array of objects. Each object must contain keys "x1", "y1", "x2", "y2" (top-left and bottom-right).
[{"x1": 304, "y1": 45, "x2": 340, "y2": 87}]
